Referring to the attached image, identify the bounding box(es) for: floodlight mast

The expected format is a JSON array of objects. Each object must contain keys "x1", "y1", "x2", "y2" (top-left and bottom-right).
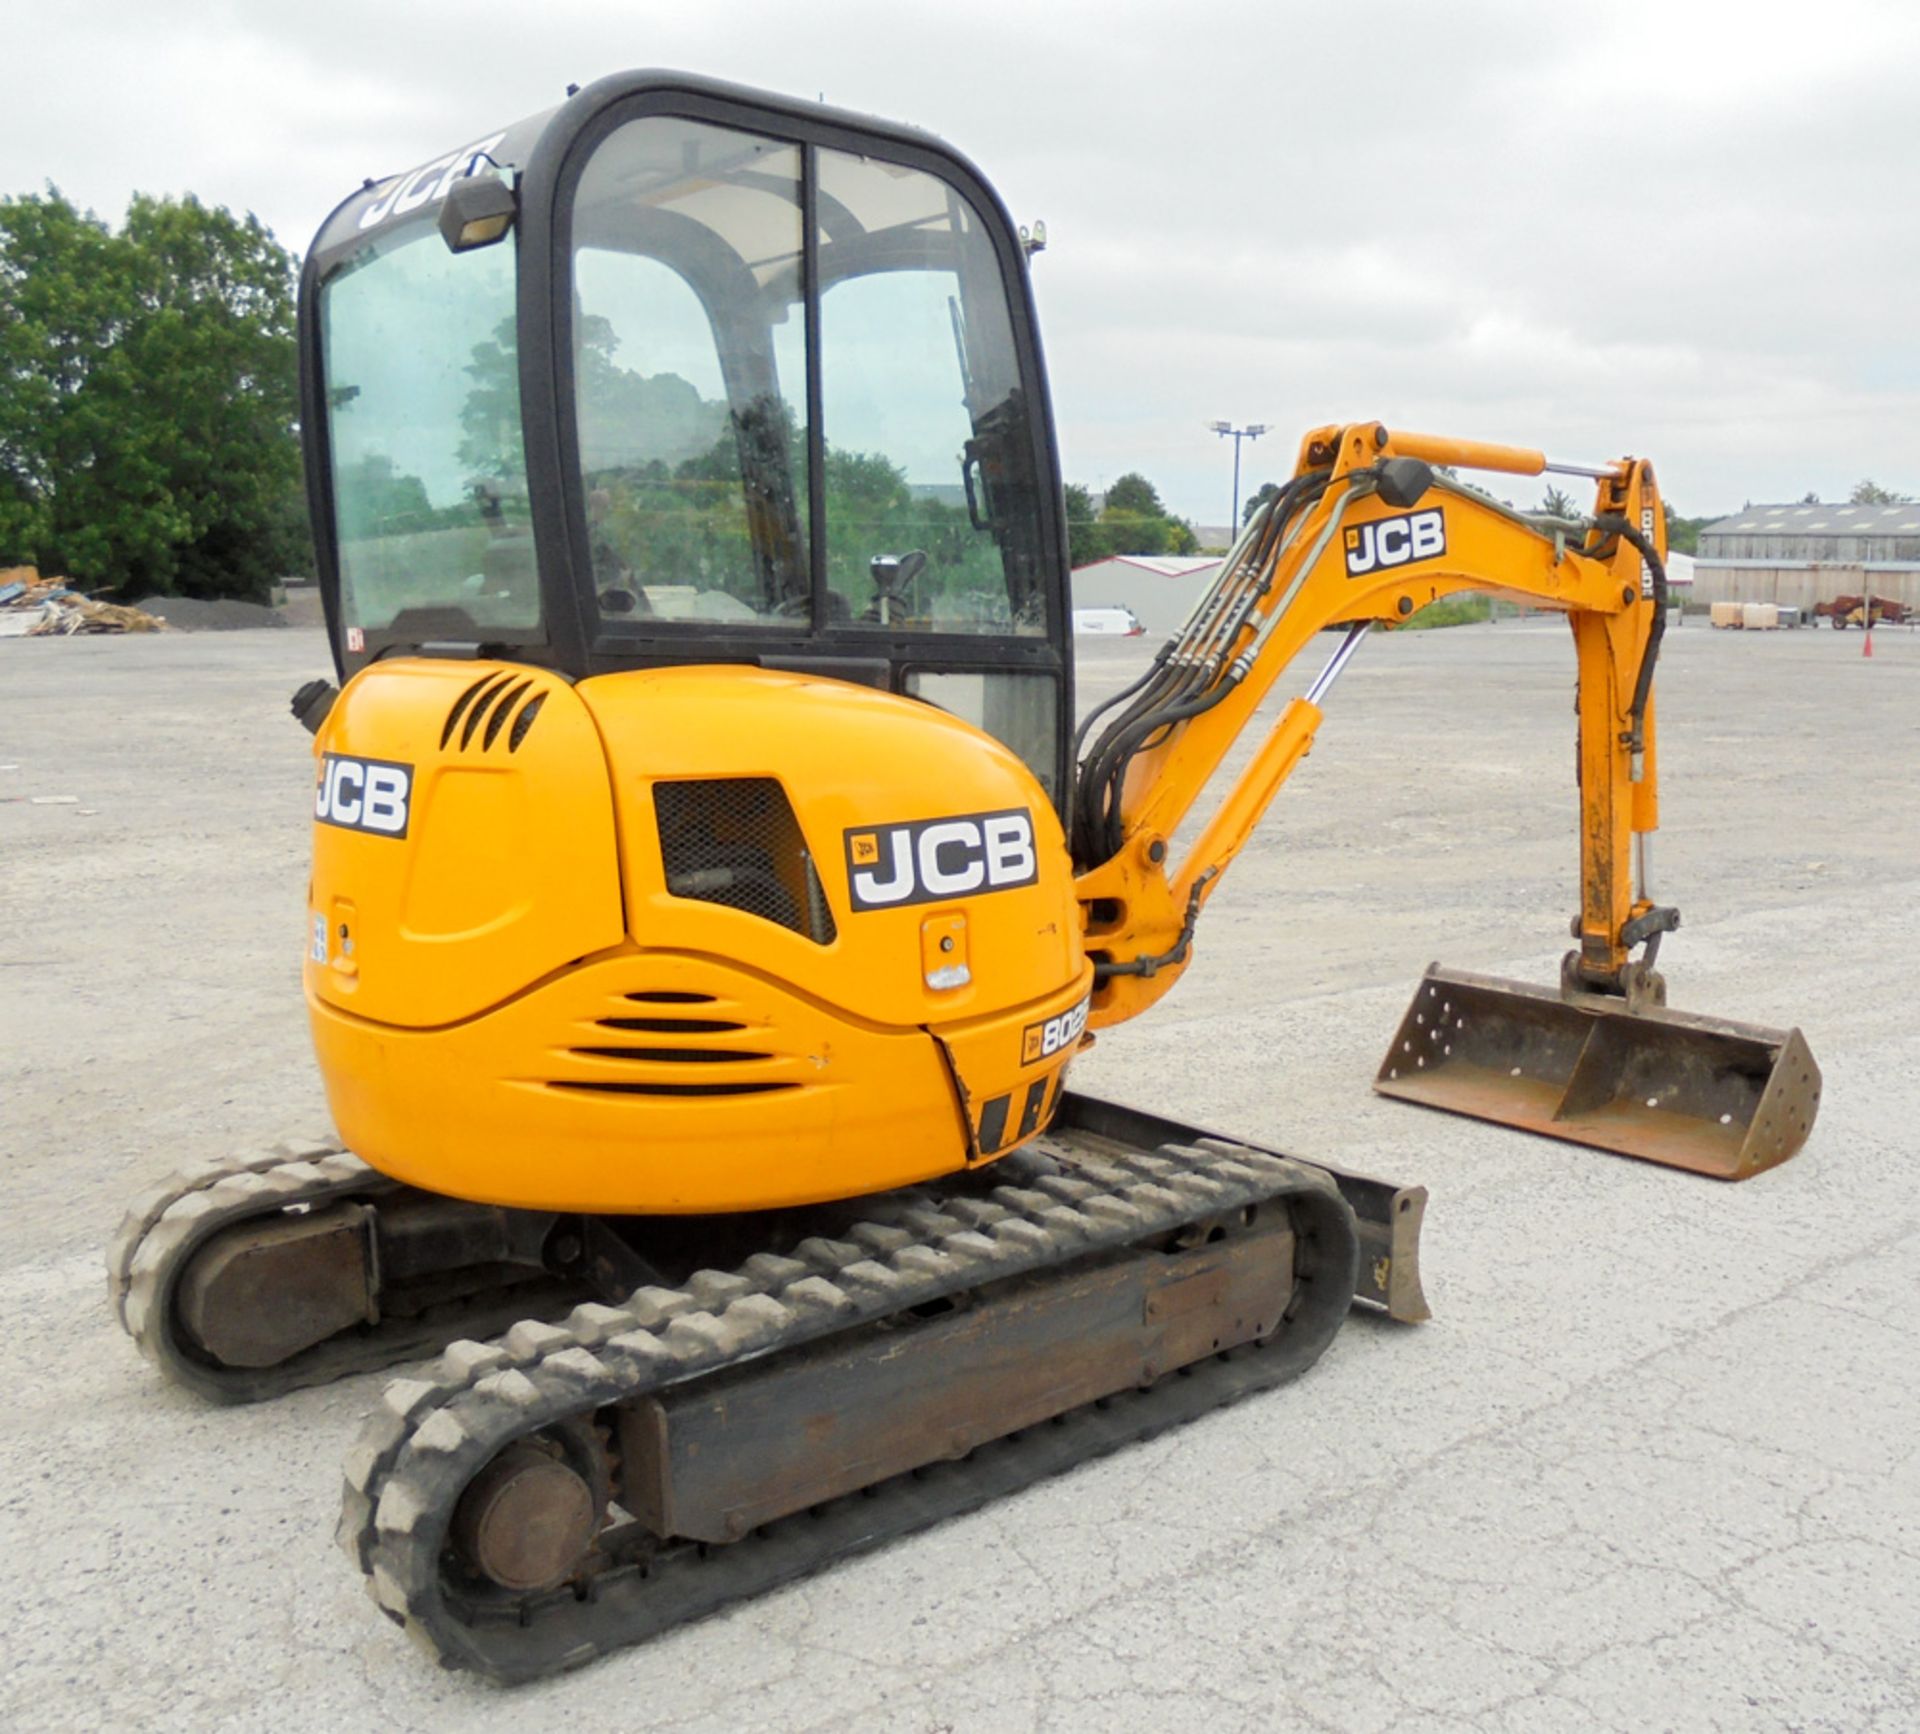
[{"x1": 1211, "y1": 420, "x2": 1269, "y2": 533}]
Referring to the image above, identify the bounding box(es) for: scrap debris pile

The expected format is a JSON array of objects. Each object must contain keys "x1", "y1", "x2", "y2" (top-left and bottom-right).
[{"x1": 0, "y1": 567, "x2": 167, "y2": 637}]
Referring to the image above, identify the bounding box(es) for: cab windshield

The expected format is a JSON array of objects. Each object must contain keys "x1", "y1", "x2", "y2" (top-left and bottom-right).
[
  {"x1": 570, "y1": 116, "x2": 1048, "y2": 635},
  {"x1": 319, "y1": 220, "x2": 539, "y2": 641}
]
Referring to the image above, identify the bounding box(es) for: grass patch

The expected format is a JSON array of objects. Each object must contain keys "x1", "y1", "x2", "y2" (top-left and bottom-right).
[{"x1": 1401, "y1": 593, "x2": 1492, "y2": 630}]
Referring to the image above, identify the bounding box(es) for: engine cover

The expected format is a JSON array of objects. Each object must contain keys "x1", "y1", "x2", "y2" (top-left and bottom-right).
[{"x1": 305, "y1": 660, "x2": 1091, "y2": 1213}]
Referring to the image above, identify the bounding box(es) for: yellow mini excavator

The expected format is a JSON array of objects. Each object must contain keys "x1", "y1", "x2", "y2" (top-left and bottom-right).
[{"x1": 109, "y1": 71, "x2": 1820, "y2": 1682}]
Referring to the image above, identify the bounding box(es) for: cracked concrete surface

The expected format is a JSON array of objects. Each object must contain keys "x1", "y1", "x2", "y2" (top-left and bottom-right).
[{"x1": 2, "y1": 621, "x2": 1916, "y2": 1731}]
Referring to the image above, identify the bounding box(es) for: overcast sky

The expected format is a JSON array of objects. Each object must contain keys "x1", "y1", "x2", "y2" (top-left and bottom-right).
[{"x1": 8, "y1": 0, "x2": 1920, "y2": 524}]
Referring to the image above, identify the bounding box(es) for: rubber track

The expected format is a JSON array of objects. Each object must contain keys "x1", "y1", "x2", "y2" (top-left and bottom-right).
[
  {"x1": 342, "y1": 1134, "x2": 1361, "y2": 1682},
  {"x1": 106, "y1": 1139, "x2": 582, "y2": 1404}
]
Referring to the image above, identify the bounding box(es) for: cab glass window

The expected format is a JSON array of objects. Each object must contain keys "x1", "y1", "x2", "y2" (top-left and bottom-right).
[
  {"x1": 571, "y1": 118, "x2": 809, "y2": 627},
  {"x1": 321, "y1": 223, "x2": 539, "y2": 638},
  {"x1": 907, "y1": 669, "x2": 1059, "y2": 797},
  {"x1": 817, "y1": 151, "x2": 1049, "y2": 636}
]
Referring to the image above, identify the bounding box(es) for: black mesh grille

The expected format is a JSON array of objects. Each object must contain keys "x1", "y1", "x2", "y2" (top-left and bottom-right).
[{"x1": 653, "y1": 779, "x2": 837, "y2": 945}]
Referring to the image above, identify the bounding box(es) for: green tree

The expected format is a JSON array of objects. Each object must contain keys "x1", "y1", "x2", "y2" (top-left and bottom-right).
[
  {"x1": 1538, "y1": 484, "x2": 1578, "y2": 518},
  {"x1": 0, "y1": 187, "x2": 305, "y2": 597},
  {"x1": 1066, "y1": 515, "x2": 1114, "y2": 566},
  {"x1": 1103, "y1": 471, "x2": 1164, "y2": 517},
  {"x1": 0, "y1": 191, "x2": 127, "y2": 567},
  {"x1": 1095, "y1": 510, "x2": 1170, "y2": 557},
  {"x1": 1849, "y1": 478, "x2": 1913, "y2": 505},
  {"x1": 1061, "y1": 471, "x2": 1195, "y2": 564},
  {"x1": 1062, "y1": 483, "x2": 1107, "y2": 565},
  {"x1": 1660, "y1": 502, "x2": 1713, "y2": 557},
  {"x1": 1242, "y1": 480, "x2": 1281, "y2": 526}
]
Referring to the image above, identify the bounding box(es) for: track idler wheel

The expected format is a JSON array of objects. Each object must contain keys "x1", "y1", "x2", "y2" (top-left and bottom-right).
[{"x1": 449, "y1": 1422, "x2": 611, "y2": 1594}]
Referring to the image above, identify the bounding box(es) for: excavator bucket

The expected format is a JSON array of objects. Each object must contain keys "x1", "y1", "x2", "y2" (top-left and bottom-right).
[{"x1": 1375, "y1": 965, "x2": 1821, "y2": 1180}]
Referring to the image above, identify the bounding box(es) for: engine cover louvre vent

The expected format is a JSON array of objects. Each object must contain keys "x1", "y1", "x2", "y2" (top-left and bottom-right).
[
  {"x1": 598, "y1": 1016, "x2": 744, "y2": 1034},
  {"x1": 439, "y1": 673, "x2": 548, "y2": 754},
  {"x1": 546, "y1": 1080, "x2": 797, "y2": 1098},
  {"x1": 461, "y1": 676, "x2": 515, "y2": 748},
  {"x1": 540, "y1": 974, "x2": 815, "y2": 1104},
  {"x1": 482, "y1": 679, "x2": 534, "y2": 749},
  {"x1": 441, "y1": 673, "x2": 504, "y2": 748},
  {"x1": 653, "y1": 779, "x2": 838, "y2": 944},
  {"x1": 571, "y1": 1045, "x2": 771, "y2": 1064},
  {"x1": 507, "y1": 691, "x2": 544, "y2": 751}
]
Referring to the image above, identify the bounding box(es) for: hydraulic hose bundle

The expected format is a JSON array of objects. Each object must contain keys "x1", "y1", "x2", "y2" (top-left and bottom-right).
[
  {"x1": 1071, "y1": 468, "x2": 1333, "y2": 867},
  {"x1": 1071, "y1": 460, "x2": 1672, "y2": 876},
  {"x1": 1587, "y1": 512, "x2": 1668, "y2": 762}
]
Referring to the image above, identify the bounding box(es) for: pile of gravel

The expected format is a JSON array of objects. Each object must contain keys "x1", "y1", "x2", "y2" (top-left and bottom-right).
[{"x1": 132, "y1": 595, "x2": 288, "y2": 632}]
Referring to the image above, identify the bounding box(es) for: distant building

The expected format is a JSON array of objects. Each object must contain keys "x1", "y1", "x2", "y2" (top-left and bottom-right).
[
  {"x1": 1070, "y1": 555, "x2": 1220, "y2": 637},
  {"x1": 1695, "y1": 503, "x2": 1920, "y2": 610}
]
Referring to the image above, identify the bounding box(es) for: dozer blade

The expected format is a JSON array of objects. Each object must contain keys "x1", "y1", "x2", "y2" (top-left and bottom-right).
[{"x1": 1375, "y1": 964, "x2": 1821, "y2": 1180}]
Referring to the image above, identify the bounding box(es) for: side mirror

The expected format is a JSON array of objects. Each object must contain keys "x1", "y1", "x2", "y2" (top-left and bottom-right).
[{"x1": 290, "y1": 678, "x2": 338, "y2": 735}]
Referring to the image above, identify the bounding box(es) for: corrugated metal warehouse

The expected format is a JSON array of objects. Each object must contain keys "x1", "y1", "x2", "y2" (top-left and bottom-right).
[
  {"x1": 1694, "y1": 502, "x2": 1920, "y2": 610},
  {"x1": 1070, "y1": 555, "x2": 1220, "y2": 635}
]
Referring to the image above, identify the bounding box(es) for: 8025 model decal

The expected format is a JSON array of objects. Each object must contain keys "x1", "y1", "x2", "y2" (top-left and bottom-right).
[
  {"x1": 315, "y1": 753, "x2": 412, "y2": 838},
  {"x1": 1022, "y1": 994, "x2": 1091, "y2": 1066},
  {"x1": 1345, "y1": 508, "x2": 1446, "y2": 576},
  {"x1": 844, "y1": 809, "x2": 1037, "y2": 912}
]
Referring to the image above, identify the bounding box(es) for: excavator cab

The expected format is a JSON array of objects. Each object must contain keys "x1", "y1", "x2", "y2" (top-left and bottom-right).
[{"x1": 300, "y1": 72, "x2": 1073, "y2": 804}]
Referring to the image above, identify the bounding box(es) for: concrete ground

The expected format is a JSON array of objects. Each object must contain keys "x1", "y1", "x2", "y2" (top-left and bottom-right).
[{"x1": 3, "y1": 619, "x2": 1917, "y2": 1731}]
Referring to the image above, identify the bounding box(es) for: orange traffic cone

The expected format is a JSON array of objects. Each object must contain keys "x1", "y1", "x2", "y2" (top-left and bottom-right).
[{"x1": 1864, "y1": 625, "x2": 1874, "y2": 658}]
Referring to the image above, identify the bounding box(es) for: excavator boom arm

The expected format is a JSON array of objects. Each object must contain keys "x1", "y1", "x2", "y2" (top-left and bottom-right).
[{"x1": 1074, "y1": 422, "x2": 1667, "y2": 1026}]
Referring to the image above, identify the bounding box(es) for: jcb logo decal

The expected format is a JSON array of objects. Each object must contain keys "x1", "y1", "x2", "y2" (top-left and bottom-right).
[
  {"x1": 358, "y1": 133, "x2": 507, "y2": 231},
  {"x1": 1022, "y1": 995, "x2": 1090, "y2": 1066},
  {"x1": 315, "y1": 754, "x2": 412, "y2": 838},
  {"x1": 1345, "y1": 509, "x2": 1446, "y2": 576},
  {"x1": 844, "y1": 809, "x2": 1037, "y2": 912}
]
